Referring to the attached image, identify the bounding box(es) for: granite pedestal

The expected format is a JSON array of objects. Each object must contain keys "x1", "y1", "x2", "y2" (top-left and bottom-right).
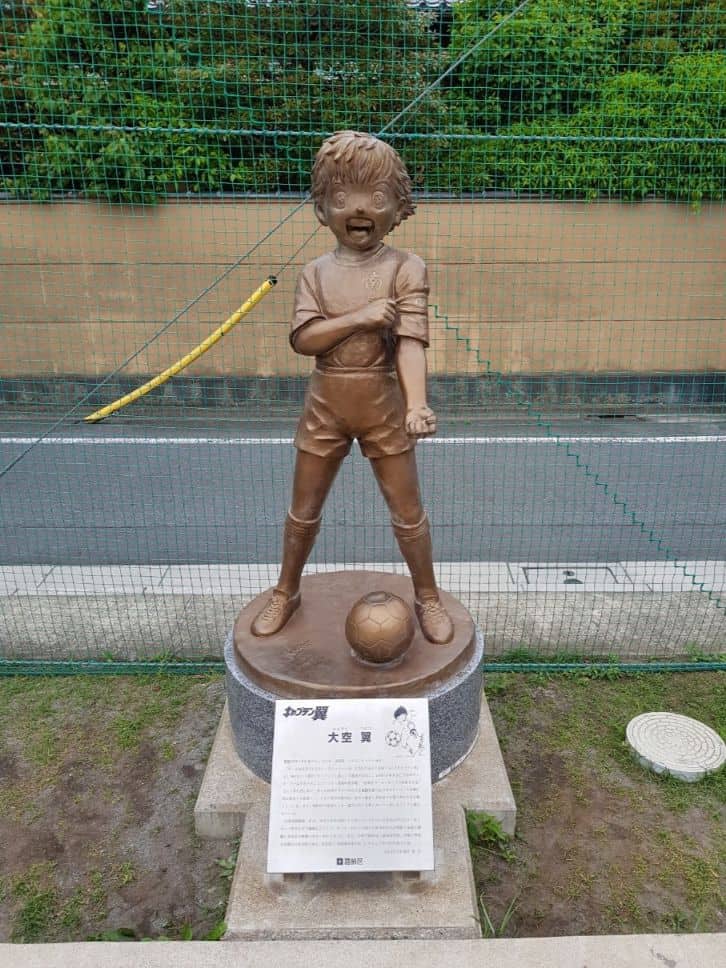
[
  {"x1": 227, "y1": 570, "x2": 483, "y2": 783},
  {"x1": 225, "y1": 629, "x2": 484, "y2": 784},
  {"x1": 194, "y1": 570, "x2": 516, "y2": 939}
]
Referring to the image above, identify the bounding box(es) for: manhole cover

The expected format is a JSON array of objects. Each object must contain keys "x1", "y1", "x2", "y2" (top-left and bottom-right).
[{"x1": 626, "y1": 712, "x2": 726, "y2": 782}]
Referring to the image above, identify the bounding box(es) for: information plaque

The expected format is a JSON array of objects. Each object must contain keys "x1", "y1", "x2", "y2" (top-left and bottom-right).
[{"x1": 267, "y1": 697, "x2": 434, "y2": 873}]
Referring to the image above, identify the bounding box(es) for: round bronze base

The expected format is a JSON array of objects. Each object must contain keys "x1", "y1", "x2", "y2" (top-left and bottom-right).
[{"x1": 233, "y1": 570, "x2": 475, "y2": 699}]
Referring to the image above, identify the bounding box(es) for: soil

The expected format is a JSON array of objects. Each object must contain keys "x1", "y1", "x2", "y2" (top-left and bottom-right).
[
  {"x1": 0, "y1": 675, "x2": 235, "y2": 942},
  {"x1": 475, "y1": 672, "x2": 725, "y2": 937},
  {"x1": 0, "y1": 671, "x2": 723, "y2": 942}
]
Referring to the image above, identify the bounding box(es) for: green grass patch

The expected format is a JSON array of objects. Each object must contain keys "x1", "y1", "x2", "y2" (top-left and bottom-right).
[
  {"x1": 1, "y1": 671, "x2": 723, "y2": 941},
  {"x1": 479, "y1": 671, "x2": 725, "y2": 936}
]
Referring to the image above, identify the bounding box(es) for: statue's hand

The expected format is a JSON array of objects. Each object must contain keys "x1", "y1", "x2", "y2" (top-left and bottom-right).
[
  {"x1": 358, "y1": 298, "x2": 397, "y2": 331},
  {"x1": 405, "y1": 405, "x2": 437, "y2": 438}
]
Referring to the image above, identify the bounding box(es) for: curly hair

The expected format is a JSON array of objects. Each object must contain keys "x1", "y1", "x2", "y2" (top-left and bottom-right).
[{"x1": 310, "y1": 131, "x2": 415, "y2": 222}]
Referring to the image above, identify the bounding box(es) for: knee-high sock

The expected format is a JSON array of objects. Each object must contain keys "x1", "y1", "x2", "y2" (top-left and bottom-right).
[
  {"x1": 391, "y1": 513, "x2": 438, "y2": 600},
  {"x1": 276, "y1": 510, "x2": 321, "y2": 596}
]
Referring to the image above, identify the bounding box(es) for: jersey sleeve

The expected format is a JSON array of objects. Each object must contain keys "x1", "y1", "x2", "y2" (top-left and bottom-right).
[
  {"x1": 289, "y1": 262, "x2": 324, "y2": 350},
  {"x1": 395, "y1": 253, "x2": 429, "y2": 347}
]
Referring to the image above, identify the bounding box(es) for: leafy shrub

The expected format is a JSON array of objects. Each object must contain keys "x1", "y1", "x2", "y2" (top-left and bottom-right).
[
  {"x1": 6, "y1": 0, "x2": 448, "y2": 200},
  {"x1": 2, "y1": 0, "x2": 723, "y2": 202},
  {"x1": 463, "y1": 53, "x2": 726, "y2": 201}
]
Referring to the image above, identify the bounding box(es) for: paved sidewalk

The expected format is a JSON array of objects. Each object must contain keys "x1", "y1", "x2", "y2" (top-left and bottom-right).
[
  {"x1": 2, "y1": 560, "x2": 725, "y2": 596},
  {"x1": 1, "y1": 561, "x2": 724, "y2": 661},
  {"x1": 2, "y1": 934, "x2": 724, "y2": 967}
]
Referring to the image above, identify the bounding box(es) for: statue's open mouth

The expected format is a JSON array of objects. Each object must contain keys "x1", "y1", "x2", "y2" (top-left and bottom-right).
[{"x1": 346, "y1": 218, "x2": 374, "y2": 241}]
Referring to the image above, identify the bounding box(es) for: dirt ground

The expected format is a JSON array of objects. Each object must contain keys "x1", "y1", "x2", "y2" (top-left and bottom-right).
[
  {"x1": 0, "y1": 675, "x2": 235, "y2": 942},
  {"x1": 0, "y1": 671, "x2": 723, "y2": 942},
  {"x1": 476, "y1": 671, "x2": 725, "y2": 937}
]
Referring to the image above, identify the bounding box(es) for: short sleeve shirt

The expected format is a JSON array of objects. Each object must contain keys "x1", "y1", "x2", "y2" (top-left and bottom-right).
[{"x1": 290, "y1": 245, "x2": 429, "y2": 369}]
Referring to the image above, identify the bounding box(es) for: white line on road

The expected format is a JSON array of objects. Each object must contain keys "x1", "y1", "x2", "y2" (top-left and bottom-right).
[{"x1": 1, "y1": 435, "x2": 725, "y2": 446}]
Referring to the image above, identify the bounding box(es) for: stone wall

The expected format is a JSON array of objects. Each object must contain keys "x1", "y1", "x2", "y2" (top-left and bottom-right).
[{"x1": 2, "y1": 199, "x2": 723, "y2": 385}]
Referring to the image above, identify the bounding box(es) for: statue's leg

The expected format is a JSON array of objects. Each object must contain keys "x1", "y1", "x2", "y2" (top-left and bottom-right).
[
  {"x1": 370, "y1": 450, "x2": 454, "y2": 644},
  {"x1": 278, "y1": 450, "x2": 344, "y2": 593},
  {"x1": 251, "y1": 450, "x2": 343, "y2": 637}
]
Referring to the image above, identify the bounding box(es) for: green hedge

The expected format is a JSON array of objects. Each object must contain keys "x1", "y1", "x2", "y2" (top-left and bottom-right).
[
  {"x1": 1, "y1": 0, "x2": 723, "y2": 202},
  {"x1": 4, "y1": 0, "x2": 448, "y2": 200},
  {"x1": 439, "y1": 53, "x2": 726, "y2": 200}
]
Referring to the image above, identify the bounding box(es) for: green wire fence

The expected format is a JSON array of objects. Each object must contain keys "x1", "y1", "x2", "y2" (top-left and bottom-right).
[{"x1": 0, "y1": 0, "x2": 724, "y2": 674}]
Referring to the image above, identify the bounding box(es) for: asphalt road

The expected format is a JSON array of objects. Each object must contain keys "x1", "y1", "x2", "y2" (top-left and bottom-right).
[{"x1": 1, "y1": 416, "x2": 724, "y2": 565}]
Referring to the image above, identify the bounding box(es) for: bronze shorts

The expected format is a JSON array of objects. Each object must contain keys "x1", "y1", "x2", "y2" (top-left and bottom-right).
[{"x1": 294, "y1": 368, "x2": 413, "y2": 460}]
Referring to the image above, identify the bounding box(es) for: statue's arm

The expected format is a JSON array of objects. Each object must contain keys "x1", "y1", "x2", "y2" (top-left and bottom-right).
[
  {"x1": 293, "y1": 300, "x2": 395, "y2": 356},
  {"x1": 394, "y1": 254, "x2": 436, "y2": 437},
  {"x1": 396, "y1": 336, "x2": 437, "y2": 438}
]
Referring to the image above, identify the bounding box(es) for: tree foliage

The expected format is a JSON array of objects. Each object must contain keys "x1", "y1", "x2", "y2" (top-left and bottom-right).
[
  {"x1": 442, "y1": 0, "x2": 725, "y2": 199},
  {"x1": 0, "y1": 1, "x2": 35, "y2": 182},
  {"x1": 6, "y1": 0, "x2": 448, "y2": 200},
  {"x1": 1, "y1": 0, "x2": 723, "y2": 201},
  {"x1": 449, "y1": 53, "x2": 725, "y2": 201},
  {"x1": 448, "y1": 0, "x2": 724, "y2": 126}
]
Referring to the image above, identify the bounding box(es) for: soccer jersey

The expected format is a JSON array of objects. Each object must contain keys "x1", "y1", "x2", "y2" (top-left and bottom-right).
[{"x1": 290, "y1": 244, "x2": 429, "y2": 370}]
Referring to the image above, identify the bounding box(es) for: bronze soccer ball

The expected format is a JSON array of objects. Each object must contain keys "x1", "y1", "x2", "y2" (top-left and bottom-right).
[{"x1": 345, "y1": 590, "x2": 415, "y2": 665}]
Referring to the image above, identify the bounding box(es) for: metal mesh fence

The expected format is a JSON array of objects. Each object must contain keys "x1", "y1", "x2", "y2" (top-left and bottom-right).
[{"x1": 1, "y1": 0, "x2": 724, "y2": 671}]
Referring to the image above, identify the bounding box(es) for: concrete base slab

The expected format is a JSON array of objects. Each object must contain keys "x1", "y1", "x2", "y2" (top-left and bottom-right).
[
  {"x1": 194, "y1": 704, "x2": 269, "y2": 840},
  {"x1": 195, "y1": 694, "x2": 516, "y2": 940},
  {"x1": 4, "y1": 934, "x2": 725, "y2": 968}
]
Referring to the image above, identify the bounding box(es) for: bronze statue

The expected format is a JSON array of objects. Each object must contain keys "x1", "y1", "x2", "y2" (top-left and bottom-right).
[{"x1": 251, "y1": 131, "x2": 453, "y2": 645}]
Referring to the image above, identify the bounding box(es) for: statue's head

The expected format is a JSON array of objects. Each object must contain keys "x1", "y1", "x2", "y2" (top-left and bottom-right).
[{"x1": 311, "y1": 131, "x2": 415, "y2": 252}]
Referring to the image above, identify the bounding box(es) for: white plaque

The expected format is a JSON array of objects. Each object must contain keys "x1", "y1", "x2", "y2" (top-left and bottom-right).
[{"x1": 267, "y1": 697, "x2": 434, "y2": 873}]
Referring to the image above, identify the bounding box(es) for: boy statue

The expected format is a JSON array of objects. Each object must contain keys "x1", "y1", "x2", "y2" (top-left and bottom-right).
[{"x1": 251, "y1": 130, "x2": 454, "y2": 645}]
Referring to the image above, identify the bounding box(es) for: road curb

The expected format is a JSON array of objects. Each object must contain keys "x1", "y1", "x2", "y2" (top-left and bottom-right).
[{"x1": 1, "y1": 934, "x2": 724, "y2": 967}]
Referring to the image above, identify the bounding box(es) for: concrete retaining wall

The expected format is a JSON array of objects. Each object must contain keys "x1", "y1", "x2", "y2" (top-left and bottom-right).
[{"x1": 2, "y1": 199, "x2": 723, "y2": 384}]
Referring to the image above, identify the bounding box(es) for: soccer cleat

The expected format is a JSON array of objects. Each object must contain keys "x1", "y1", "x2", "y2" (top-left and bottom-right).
[
  {"x1": 250, "y1": 589, "x2": 301, "y2": 637},
  {"x1": 415, "y1": 595, "x2": 454, "y2": 645}
]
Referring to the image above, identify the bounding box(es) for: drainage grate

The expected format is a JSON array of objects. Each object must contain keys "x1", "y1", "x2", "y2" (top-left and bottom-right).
[{"x1": 584, "y1": 412, "x2": 639, "y2": 420}]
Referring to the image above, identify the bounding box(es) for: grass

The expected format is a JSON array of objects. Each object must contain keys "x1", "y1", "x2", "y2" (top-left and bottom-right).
[
  {"x1": 0, "y1": 673, "x2": 232, "y2": 943},
  {"x1": 0, "y1": 671, "x2": 723, "y2": 942},
  {"x1": 0, "y1": 674, "x2": 214, "y2": 784},
  {"x1": 11, "y1": 866, "x2": 57, "y2": 943},
  {"x1": 479, "y1": 894, "x2": 519, "y2": 939},
  {"x1": 8, "y1": 862, "x2": 105, "y2": 942},
  {"x1": 86, "y1": 921, "x2": 228, "y2": 942},
  {"x1": 473, "y1": 671, "x2": 725, "y2": 937},
  {"x1": 487, "y1": 669, "x2": 725, "y2": 792}
]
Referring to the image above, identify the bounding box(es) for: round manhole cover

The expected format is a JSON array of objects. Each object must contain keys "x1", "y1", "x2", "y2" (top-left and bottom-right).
[{"x1": 626, "y1": 712, "x2": 726, "y2": 782}]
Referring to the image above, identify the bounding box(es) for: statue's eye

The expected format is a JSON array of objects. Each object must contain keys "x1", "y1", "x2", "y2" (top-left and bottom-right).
[
  {"x1": 333, "y1": 190, "x2": 346, "y2": 209},
  {"x1": 372, "y1": 190, "x2": 387, "y2": 210}
]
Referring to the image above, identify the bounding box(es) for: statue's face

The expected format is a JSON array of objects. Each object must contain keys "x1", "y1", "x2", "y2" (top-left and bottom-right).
[{"x1": 316, "y1": 180, "x2": 402, "y2": 254}]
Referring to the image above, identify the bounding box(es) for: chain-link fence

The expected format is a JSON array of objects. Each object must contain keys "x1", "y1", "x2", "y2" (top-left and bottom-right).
[{"x1": 1, "y1": 1, "x2": 724, "y2": 671}]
